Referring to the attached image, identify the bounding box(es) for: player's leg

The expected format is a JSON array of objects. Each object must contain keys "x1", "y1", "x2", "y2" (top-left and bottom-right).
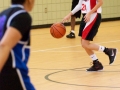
[
  {"x1": 80, "y1": 13, "x2": 117, "y2": 71},
  {"x1": 87, "y1": 13, "x2": 117, "y2": 65},
  {"x1": 66, "y1": 10, "x2": 81, "y2": 38},
  {"x1": 66, "y1": 0, "x2": 81, "y2": 38},
  {"x1": 66, "y1": 15, "x2": 76, "y2": 38},
  {"x1": 79, "y1": 17, "x2": 103, "y2": 71},
  {"x1": 81, "y1": 39, "x2": 117, "y2": 71},
  {"x1": 71, "y1": 15, "x2": 76, "y2": 31},
  {"x1": 81, "y1": 39, "x2": 103, "y2": 71}
]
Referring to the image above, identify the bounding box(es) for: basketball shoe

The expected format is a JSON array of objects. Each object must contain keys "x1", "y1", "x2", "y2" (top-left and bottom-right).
[
  {"x1": 104, "y1": 48, "x2": 117, "y2": 64},
  {"x1": 66, "y1": 32, "x2": 75, "y2": 38},
  {"x1": 87, "y1": 61, "x2": 103, "y2": 71}
]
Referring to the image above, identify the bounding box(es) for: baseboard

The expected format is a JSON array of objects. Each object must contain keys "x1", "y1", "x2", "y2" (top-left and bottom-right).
[{"x1": 32, "y1": 17, "x2": 120, "y2": 29}]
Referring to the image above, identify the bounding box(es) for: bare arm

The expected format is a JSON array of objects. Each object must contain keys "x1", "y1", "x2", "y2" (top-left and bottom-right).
[
  {"x1": 89, "y1": 0, "x2": 103, "y2": 14},
  {"x1": 0, "y1": 27, "x2": 22, "y2": 72},
  {"x1": 84, "y1": 0, "x2": 103, "y2": 22}
]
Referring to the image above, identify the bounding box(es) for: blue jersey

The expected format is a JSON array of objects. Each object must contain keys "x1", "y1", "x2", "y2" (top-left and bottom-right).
[{"x1": 0, "y1": 4, "x2": 35, "y2": 90}]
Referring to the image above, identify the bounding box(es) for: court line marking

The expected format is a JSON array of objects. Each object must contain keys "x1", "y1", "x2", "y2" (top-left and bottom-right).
[
  {"x1": 45, "y1": 68, "x2": 120, "y2": 88},
  {"x1": 31, "y1": 40, "x2": 120, "y2": 52}
]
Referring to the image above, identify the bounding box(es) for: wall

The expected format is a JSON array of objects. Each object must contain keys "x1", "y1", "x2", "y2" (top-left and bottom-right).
[
  {"x1": 30, "y1": 0, "x2": 71, "y2": 25},
  {"x1": 0, "y1": 0, "x2": 120, "y2": 26}
]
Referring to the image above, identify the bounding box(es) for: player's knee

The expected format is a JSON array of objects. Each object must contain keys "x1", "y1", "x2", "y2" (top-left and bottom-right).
[
  {"x1": 81, "y1": 39, "x2": 90, "y2": 49},
  {"x1": 81, "y1": 42, "x2": 88, "y2": 49}
]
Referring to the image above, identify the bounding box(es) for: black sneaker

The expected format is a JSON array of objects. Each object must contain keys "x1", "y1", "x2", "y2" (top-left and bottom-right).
[
  {"x1": 66, "y1": 32, "x2": 75, "y2": 38},
  {"x1": 105, "y1": 48, "x2": 117, "y2": 64},
  {"x1": 87, "y1": 61, "x2": 103, "y2": 71}
]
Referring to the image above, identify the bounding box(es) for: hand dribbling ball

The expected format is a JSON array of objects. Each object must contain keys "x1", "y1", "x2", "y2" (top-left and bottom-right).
[{"x1": 50, "y1": 22, "x2": 66, "y2": 38}]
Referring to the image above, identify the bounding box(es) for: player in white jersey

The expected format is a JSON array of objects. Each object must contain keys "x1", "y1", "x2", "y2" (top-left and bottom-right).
[{"x1": 62, "y1": 0, "x2": 117, "y2": 71}]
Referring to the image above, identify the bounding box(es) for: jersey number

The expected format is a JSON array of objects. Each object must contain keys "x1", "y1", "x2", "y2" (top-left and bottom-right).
[{"x1": 82, "y1": 4, "x2": 86, "y2": 11}]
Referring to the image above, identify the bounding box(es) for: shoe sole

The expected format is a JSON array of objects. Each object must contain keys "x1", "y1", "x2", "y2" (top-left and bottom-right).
[
  {"x1": 110, "y1": 48, "x2": 118, "y2": 65},
  {"x1": 66, "y1": 36, "x2": 75, "y2": 38},
  {"x1": 86, "y1": 69, "x2": 103, "y2": 72}
]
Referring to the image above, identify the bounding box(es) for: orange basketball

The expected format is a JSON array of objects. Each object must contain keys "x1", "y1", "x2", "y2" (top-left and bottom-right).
[{"x1": 50, "y1": 22, "x2": 66, "y2": 38}]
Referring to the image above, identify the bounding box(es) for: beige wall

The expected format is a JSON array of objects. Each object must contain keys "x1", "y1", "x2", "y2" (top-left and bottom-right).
[{"x1": 0, "y1": 0, "x2": 120, "y2": 26}]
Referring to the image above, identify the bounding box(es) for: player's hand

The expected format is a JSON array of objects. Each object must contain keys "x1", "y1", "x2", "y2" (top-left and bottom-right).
[
  {"x1": 84, "y1": 13, "x2": 91, "y2": 23},
  {"x1": 62, "y1": 12, "x2": 72, "y2": 23}
]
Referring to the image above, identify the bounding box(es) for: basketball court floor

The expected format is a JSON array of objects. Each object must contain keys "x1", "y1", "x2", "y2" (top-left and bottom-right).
[{"x1": 29, "y1": 21, "x2": 120, "y2": 90}]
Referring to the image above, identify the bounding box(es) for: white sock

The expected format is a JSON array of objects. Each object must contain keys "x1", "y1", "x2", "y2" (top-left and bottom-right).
[
  {"x1": 71, "y1": 30, "x2": 75, "y2": 33},
  {"x1": 99, "y1": 45, "x2": 105, "y2": 52},
  {"x1": 90, "y1": 54, "x2": 98, "y2": 61}
]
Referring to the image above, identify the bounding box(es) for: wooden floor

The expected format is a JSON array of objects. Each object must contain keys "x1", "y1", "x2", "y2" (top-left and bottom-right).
[{"x1": 29, "y1": 21, "x2": 120, "y2": 90}]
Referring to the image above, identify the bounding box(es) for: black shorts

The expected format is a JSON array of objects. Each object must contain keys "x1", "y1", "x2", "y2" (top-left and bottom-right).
[
  {"x1": 0, "y1": 67, "x2": 23, "y2": 90},
  {"x1": 0, "y1": 66, "x2": 35, "y2": 90},
  {"x1": 71, "y1": 0, "x2": 81, "y2": 18},
  {"x1": 78, "y1": 13, "x2": 101, "y2": 41}
]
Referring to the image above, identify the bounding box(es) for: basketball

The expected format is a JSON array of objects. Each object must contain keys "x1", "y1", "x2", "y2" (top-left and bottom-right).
[{"x1": 50, "y1": 22, "x2": 66, "y2": 38}]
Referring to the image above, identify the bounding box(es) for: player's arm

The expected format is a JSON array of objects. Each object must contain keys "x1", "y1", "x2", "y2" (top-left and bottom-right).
[
  {"x1": 88, "y1": 0, "x2": 103, "y2": 15},
  {"x1": 71, "y1": 0, "x2": 82, "y2": 15},
  {"x1": 62, "y1": 0, "x2": 82, "y2": 23},
  {"x1": 0, "y1": 27, "x2": 22, "y2": 72},
  {"x1": 84, "y1": 0, "x2": 103, "y2": 22}
]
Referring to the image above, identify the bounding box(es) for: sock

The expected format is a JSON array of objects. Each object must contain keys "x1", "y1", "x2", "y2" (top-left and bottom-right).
[
  {"x1": 90, "y1": 54, "x2": 98, "y2": 61},
  {"x1": 99, "y1": 46, "x2": 105, "y2": 52},
  {"x1": 71, "y1": 30, "x2": 75, "y2": 33}
]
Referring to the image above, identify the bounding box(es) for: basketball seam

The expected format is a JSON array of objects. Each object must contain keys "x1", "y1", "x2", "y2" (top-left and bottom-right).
[
  {"x1": 50, "y1": 26, "x2": 56, "y2": 38},
  {"x1": 52, "y1": 26, "x2": 60, "y2": 38},
  {"x1": 53, "y1": 25, "x2": 64, "y2": 36},
  {"x1": 50, "y1": 23, "x2": 66, "y2": 38},
  {"x1": 52, "y1": 25, "x2": 63, "y2": 38},
  {"x1": 55, "y1": 25, "x2": 65, "y2": 30},
  {"x1": 55, "y1": 24, "x2": 66, "y2": 30}
]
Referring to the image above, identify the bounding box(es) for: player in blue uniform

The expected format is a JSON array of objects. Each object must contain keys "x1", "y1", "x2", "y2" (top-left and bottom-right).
[{"x1": 0, "y1": 0, "x2": 35, "y2": 90}]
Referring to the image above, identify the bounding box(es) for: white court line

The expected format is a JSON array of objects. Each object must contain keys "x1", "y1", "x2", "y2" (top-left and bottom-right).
[
  {"x1": 32, "y1": 51, "x2": 120, "y2": 54},
  {"x1": 32, "y1": 45, "x2": 81, "y2": 52},
  {"x1": 32, "y1": 40, "x2": 120, "y2": 52}
]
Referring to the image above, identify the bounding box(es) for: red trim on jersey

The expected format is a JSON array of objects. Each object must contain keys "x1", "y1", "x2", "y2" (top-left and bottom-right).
[
  {"x1": 90, "y1": 0, "x2": 96, "y2": 9},
  {"x1": 82, "y1": 14, "x2": 98, "y2": 39},
  {"x1": 90, "y1": 0, "x2": 96, "y2": 12}
]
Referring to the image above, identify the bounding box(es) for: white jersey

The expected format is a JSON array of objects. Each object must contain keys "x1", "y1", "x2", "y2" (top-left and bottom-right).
[{"x1": 71, "y1": 0, "x2": 102, "y2": 14}]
